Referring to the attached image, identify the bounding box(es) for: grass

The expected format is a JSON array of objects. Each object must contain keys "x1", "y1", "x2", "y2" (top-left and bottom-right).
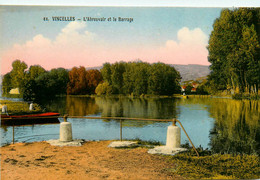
[
  {"x1": 123, "y1": 140, "x2": 260, "y2": 179},
  {"x1": 133, "y1": 138, "x2": 162, "y2": 146},
  {"x1": 0, "y1": 100, "x2": 42, "y2": 115},
  {"x1": 165, "y1": 143, "x2": 260, "y2": 179},
  {"x1": 166, "y1": 152, "x2": 260, "y2": 179}
]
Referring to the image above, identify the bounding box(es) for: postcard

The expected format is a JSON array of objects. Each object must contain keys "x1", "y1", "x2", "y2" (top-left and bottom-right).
[{"x1": 0, "y1": 3, "x2": 259, "y2": 179}]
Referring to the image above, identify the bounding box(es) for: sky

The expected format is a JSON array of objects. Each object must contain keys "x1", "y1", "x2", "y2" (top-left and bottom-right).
[{"x1": 0, "y1": 6, "x2": 235, "y2": 74}]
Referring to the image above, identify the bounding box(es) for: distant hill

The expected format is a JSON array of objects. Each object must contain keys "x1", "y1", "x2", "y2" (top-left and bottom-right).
[
  {"x1": 171, "y1": 64, "x2": 210, "y2": 82},
  {"x1": 86, "y1": 64, "x2": 211, "y2": 82}
]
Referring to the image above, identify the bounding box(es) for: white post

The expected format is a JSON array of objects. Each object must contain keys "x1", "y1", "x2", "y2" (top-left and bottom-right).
[
  {"x1": 29, "y1": 103, "x2": 34, "y2": 111},
  {"x1": 166, "y1": 125, "x2": 181, "y2": 149},
  {"x1": 2, "y1": 105, "x2": 7, "y2": 113},
  {"x1": 60, "y1": 122, "x2": 73, "y2": 142}
]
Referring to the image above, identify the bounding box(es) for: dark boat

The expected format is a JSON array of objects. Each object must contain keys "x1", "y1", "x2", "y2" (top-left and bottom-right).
[{"x1": 1, "y1": 112, "x2": 60, "y2": 126}]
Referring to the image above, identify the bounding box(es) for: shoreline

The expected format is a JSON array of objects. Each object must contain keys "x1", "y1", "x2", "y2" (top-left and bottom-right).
[
  {"x1": 1, "y1": 140, "x2": 259, "y2": 179},
  {"x1": 1, "y1": 140, "x2": 182, "y2": 180}
]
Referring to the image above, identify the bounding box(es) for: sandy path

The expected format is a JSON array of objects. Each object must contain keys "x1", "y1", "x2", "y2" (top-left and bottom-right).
[{"x1": 1, "y1": 141, "x2": 182, "y2": 180}]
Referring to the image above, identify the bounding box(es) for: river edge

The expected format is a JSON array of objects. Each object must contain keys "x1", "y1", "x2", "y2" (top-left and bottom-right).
[{"x1": 1, "y1": 140, "x2": 259, "y2": 179}]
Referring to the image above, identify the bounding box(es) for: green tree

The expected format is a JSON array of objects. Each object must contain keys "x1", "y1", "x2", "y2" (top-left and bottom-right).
[
  {"x1": 2, "y1": 73, "x2": 12, "y2": 94},
  {"x1": 10, "y1": 60, "x2": 28, "y2": 89},
  {"x1": 95, "y1": 82, "x2": 113, "y2": 95},
  {"x1": 123, "y1": 62, "x2": 150, "y2": 95},
  {"x1": 148, "y1": 63, "x2": 180, "y2": 95},
  {"x1": 208, "y1": 8, "x2": 260, "y2": 94},
  {"x1": 101, "y1": 63, "x2": 112, "y2": 84},
  {"x1": 111, "y1": 62, "x2": 126, "y2": 94},
  {"x1": 26, "y1": 65, "x2": 46, "y2": 80},
  {"x1": 23, "y1": 68, "x2": 69, "y2": 101}
]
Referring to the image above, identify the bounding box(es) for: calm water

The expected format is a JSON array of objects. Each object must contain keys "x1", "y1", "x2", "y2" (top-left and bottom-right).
[{"x1": 1, "y1": 96, "x2": 259, "y2": 154}]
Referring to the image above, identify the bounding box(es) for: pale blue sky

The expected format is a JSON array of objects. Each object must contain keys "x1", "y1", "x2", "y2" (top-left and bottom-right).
[
  {"x1": 0, "y1": 6, "x2": 222, "y2": 53},
  {"x1": 1, "y1": 5, "x2": 257, "y2": 74}
]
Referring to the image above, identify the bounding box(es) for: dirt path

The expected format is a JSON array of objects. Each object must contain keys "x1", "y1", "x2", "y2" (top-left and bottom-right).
[{"x1": 1, "y1": 141, "x2": 182, "y2": 180}]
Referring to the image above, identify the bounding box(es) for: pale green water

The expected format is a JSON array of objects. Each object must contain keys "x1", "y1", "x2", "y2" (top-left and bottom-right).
[{"x1": 1, "y1": 96, "x2": 259, "y2": 154}]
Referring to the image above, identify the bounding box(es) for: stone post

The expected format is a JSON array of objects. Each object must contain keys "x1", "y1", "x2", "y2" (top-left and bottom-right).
[
  {"x1": 166, "y1": 125, "x2": 181, "y2": 149},
  {"x1": 60, "y1": 115, "x2": 72, "y2": 142}
]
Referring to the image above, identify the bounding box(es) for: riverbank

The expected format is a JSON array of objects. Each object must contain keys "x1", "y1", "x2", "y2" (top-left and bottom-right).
[
  {"x1": 0, "y1": 100, "x2": 42, "y2": 115},
  {"x1": 1, "y1": 140, "x2": 259, "y2": 180},
  {"x1": 1, "y1": 140, "x2": 181, "y2": 180}
]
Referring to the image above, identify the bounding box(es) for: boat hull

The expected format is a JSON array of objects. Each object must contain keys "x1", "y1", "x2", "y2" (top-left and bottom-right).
[{"x1": 1, "y1": 112, "x2": 60, "y2": 126}]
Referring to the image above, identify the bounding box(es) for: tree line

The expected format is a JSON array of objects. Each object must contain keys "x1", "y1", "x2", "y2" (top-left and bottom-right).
[
  {"x1": 2, "y1": 60, "x2": 181, "y2": 101},
  {"x1": 208, "y1": 8, "x2": 260, "y2": 95},
  {"x1": 96, "y1": 61, "x2": 181, "y2": 96},
  {"x1": 2, "y1": 60, "x2": 69, "y2": 101}
]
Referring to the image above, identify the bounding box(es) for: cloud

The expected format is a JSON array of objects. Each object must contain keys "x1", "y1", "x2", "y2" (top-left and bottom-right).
[
  {"x1": 177, "y1": 27, "x2": 208, "y2": 45},
  {"x1": 156, "y1": 27, "x2": 209, "y2": 65},
  {"x1": 1, "y1": 21, "x2": 98, "y2": 74},
  {"x1": 1, "y1": 24, "x2": 209, "y2": 75}
]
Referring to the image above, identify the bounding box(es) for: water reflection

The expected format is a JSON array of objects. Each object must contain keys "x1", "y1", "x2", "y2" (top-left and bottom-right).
[
  {"x1": 2, "y1": 96, "x2": 259, "y2": 154},
  {"x1": 177, "y1": 97, "x2": 259, "y2": 155},
  {"x1": 208, "y1": 99, "x2": 260, "y2": 155},
  {"x1": 95, "y1": 97, "x2": 178, "y2": 119}
]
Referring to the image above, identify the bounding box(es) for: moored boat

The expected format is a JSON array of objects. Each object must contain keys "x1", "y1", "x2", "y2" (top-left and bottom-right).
[{"x1": 1, "y1": 112, "x2": 60, "y2": 126}]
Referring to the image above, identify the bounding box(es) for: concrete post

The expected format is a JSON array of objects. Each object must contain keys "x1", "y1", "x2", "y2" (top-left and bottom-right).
[
  {"x1": 2, "y1": 105, "x2": 7, "y2": 113},
  {"x1": 166, "y1": 125, "x2": 181, "y2": 149},
  {"x1": 29, "y1": 103, "x2": 34, "y2": 111},
  {"x1": 60, "y1": 122, "x2": 73, "y2": 142}
]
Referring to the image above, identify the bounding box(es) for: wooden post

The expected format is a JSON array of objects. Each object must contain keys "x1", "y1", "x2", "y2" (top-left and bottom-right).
[
  {"x1": 172, "y1": 118, "x2": 177, "y2": 126},
  {"x1": 63, "y1": 114, "x2": 68, "y2": 122}
]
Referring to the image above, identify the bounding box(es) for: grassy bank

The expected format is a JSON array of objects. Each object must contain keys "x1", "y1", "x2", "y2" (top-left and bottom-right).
[
  {"x1": 125, "y1": 140, "x2": 260, "y2": 179},
  {"x1": 0, "y1": 100, "x2": 42, "y2": 115},
  {"x1": 232, "y1": 93, "x2": 259, "y2": 100},
  {"x1": 166, "y1": 152, "x2": 259, "y2": 179}
]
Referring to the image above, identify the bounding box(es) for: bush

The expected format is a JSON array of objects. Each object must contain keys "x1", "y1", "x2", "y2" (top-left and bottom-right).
[{"x1": 95, "y1": 82, "x2": 112, "y2": 95}]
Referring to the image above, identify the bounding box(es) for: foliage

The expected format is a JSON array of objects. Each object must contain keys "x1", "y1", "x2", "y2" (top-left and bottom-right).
[
  {"x1": 111, "y1": 62, "x2": 126, "y2": 94},
  {"x1": 101, "y1": 63, "x2": 112, "y2": 84},
  {"x1": 123, "y1": 62, "x2": 150, "y2": 95},
  {"x1": 184, "y1": 84, "x2": 193, "y2": 95},
  {"x1": 168, "y1": 152, "x2": 260, "y2": 179},
  {"x1": 95, "y1": 82, "x2": 113, "y2": 95},
  {"x1": 86, "y1": 69, "x2": 103, "y2": 94},
  {"x1": 196, "y1": 84, "x2": 209, "y2": 95},
  {"x1": 148, "y1": 63, "x2": 181, "y2": 95},
  {"x1": 67, "y1": 67, "x2": 102, "y2": 95},
  {"x1": 67, "y1": 66, "x2": 88, "y2": 95},
  {"x1": 10, "y1": 60, "x2": 28, "y2": 89},
  {"x1": 22, "y1": 68, "x2": 69, "y2": 102},
  {"x1": 26, "y1": 65, "x2": 46, "y2": 80},
  {"x1": 99, "y1": 61, "x2": 181, "y2": 96},
  {"x1": 2, "y1": 73, "x2": 12, "y2": 95},
  {"x1": 208, "y1": 8, "x2": 260, "y2": 94},
  {"x1": 22, "y1": 80, "x2": 38, "y2": 101}
]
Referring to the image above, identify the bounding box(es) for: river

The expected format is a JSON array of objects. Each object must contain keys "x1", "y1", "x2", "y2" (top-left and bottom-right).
[{"x1": 1, "y1": 96, "x2": 259, "y2": 154}]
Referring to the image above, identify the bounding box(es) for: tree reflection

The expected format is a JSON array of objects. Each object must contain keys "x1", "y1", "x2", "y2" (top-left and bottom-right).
[
  {"x1": 208, "y1": 99, "x2": 260, "y2": 155},
  {"x1": 95, "y1": 97, "x2": 178, "y2": 119},
  {"x1": 66, "y1": 96, "x2": 99, "y2": 116}
]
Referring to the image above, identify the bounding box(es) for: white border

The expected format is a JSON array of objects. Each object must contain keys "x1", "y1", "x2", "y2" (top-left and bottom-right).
[{"x1": 0, "y1": 0, "x2": 259, "y2": 7}]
